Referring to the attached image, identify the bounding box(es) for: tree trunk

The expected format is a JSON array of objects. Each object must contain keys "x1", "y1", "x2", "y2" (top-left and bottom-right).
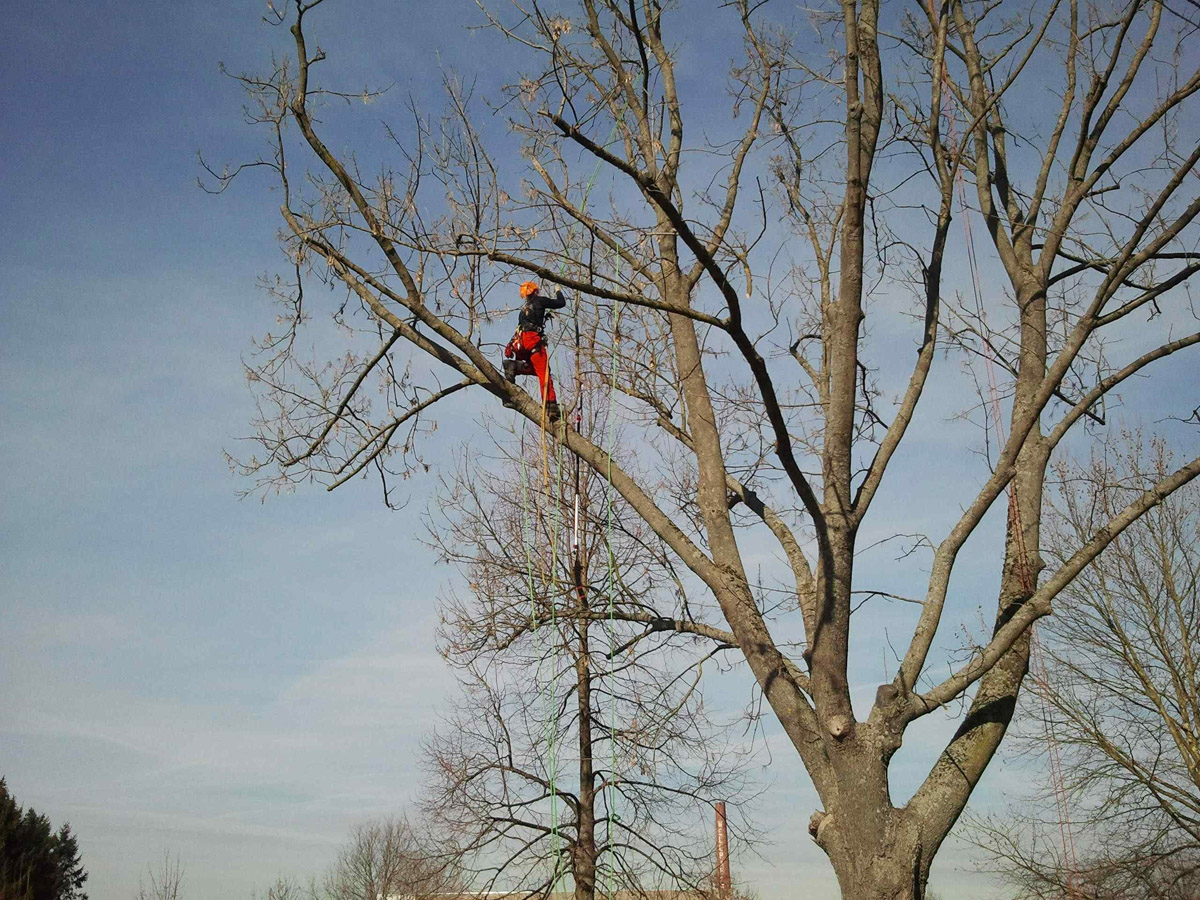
[
  {"x1": 808, "y1": 732, "x2": 931, "y2": 900},
  {"x1": 834, "y1": 848, "x2": 926, "y2": 900},
  {"x1": 825, "y1": 799, "x2": 928, "y2": 900}
]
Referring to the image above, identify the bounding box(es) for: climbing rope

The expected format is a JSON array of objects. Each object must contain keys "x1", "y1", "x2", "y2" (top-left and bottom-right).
[
  {"x1": 922, "y1": 7, "x2": 1081, "y2": 882},
  {"x1": 603, "y1": 258, "x2": 623, "y2": 900},
  {"x1": 516, "y1": 127, "x2": 622, "y2": 896},
  {"x1": 517, "y1": 425, "x2": 557, "y2": 885},
  {"x1": 949, "y1": 107, "x2": 1082, "y2": 896}
]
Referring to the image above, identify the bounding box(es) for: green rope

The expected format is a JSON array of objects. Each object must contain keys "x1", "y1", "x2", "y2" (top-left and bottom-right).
[
  {"x1": 542, "y1": 420, "x2": 564, "y2": 892},
  {"x1": 519, "y1": 124, "x2": 618, "y2": 896},
  {"x1": 518, "y1": 426, "x2": 561, "y2": 892},
  {"x1": 519, "y1": 434, "x2": 539, "y2": 621}
]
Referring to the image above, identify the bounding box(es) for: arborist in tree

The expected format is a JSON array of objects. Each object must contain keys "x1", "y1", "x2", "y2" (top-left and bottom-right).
[{"x1": 503, "y1": 280, "x2": 566, "y2": 423}]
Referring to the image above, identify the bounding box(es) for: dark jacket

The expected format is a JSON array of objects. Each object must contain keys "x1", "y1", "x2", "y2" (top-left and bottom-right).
[{"x1": 517, "y1": 291, "x2": 567, "y2": 333}]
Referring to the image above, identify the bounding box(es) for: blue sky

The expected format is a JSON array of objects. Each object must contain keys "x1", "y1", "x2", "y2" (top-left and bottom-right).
[
  {"x1": 2, "y1": 2, "x2": 1196, "y2": 900},
  {"x1": 1, "y1": 2, "x2": 466, "y2": 896}
]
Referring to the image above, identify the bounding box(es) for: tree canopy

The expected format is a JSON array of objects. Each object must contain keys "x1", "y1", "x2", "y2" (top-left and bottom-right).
[
  {"x1": 219, "y1": 1, "x2": 1200, "y2": 897},
  {"x1": 0, "y1": 779, "x2": 87, "y2": 900}
]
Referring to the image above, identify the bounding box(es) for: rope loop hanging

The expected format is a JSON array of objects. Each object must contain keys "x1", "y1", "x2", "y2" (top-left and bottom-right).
[
  {"x1": 516, "y1": 126, "x2": 619, "y2": 896},
  {"x1": 943, "y1": 79, "x2": 1082, "y2": 895}
]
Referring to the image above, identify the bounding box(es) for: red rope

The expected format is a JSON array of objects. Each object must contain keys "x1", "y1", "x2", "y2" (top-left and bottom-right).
[{"x1": 931, "y1": 25, "x2": 1083, "y2": 892}]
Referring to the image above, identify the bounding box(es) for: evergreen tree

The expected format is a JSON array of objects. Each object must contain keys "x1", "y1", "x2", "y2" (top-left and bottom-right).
[{"x1": 0, "y1": 779, "x2": 87, "y2": 900}]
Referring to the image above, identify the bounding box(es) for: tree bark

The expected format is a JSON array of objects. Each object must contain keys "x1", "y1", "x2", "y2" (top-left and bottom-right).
[{"x1": 811, "y1": 737, "x2": 927, "y2": 900}]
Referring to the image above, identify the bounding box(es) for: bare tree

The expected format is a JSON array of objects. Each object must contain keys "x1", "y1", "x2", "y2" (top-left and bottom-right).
[
  {"x1": 216, "y1": 0, "x2": 1200, "y2": 897},
  {"x1": 249, "y1": 820, "x2": 456, "y2": 900},
  {"x1": 970, "y1": 438, "x2": 1200, "y2": 900},
  {"x1": 424, "y1": 391, "x2": 755, "y2": 900},
  {"x1": 134, "y1": 854, "x2": 183, "y2": 900},
  {"x1": 251, "y1": 877, "x2": 305, "y2": 900},
  {"x1": 316, "y1": 817, "x2": 458, "y2": 900}
]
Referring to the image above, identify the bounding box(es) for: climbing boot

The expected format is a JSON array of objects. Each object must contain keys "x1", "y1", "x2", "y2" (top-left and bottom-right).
[
  {"x1": 545, "y1": 401, "x2": 561, "y2": 424},
  {"x1": 502, "y1": 359, "x2": 518, "y2": 384}
]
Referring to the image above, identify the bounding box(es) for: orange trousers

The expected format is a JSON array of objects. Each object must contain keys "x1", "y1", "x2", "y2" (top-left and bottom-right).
[{"x1": 507, "y1": 331, "x2": 557, "y2": 404}]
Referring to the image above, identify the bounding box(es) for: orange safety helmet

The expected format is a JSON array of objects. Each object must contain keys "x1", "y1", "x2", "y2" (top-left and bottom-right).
[{"x1": 519, "y1": 281, "x2": 540, "y2": 299}]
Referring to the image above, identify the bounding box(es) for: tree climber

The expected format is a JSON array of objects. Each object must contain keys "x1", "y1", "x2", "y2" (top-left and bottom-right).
[{"x1": 503, "y1": 281, "x2": 565, "y2": 423}]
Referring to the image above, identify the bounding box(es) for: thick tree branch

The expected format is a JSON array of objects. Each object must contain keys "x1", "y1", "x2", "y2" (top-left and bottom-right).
[{"x1": 909, "y1": 453, "x2": 1200, "y2": 718}]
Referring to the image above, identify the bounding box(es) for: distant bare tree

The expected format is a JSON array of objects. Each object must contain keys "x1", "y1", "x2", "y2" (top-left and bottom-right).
[
  {"x1": 424, "y1": 391, "x2": 756, "y2": 900},
  {"x1": 217, "y1": 0, "x2": 1200, "y2": 896},
  {"x1": 970, "y1": 438, "x2": 1200, "y2": 900},
  {"x1": 134, "y1": 854, "x2": 183, "y2": 900},
  {"x1": 315, "y1": 818, "x2": 458, "y2": 900},
  {"x1": 252, "y1": 877, "x2": 305, "y2": 900}
]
